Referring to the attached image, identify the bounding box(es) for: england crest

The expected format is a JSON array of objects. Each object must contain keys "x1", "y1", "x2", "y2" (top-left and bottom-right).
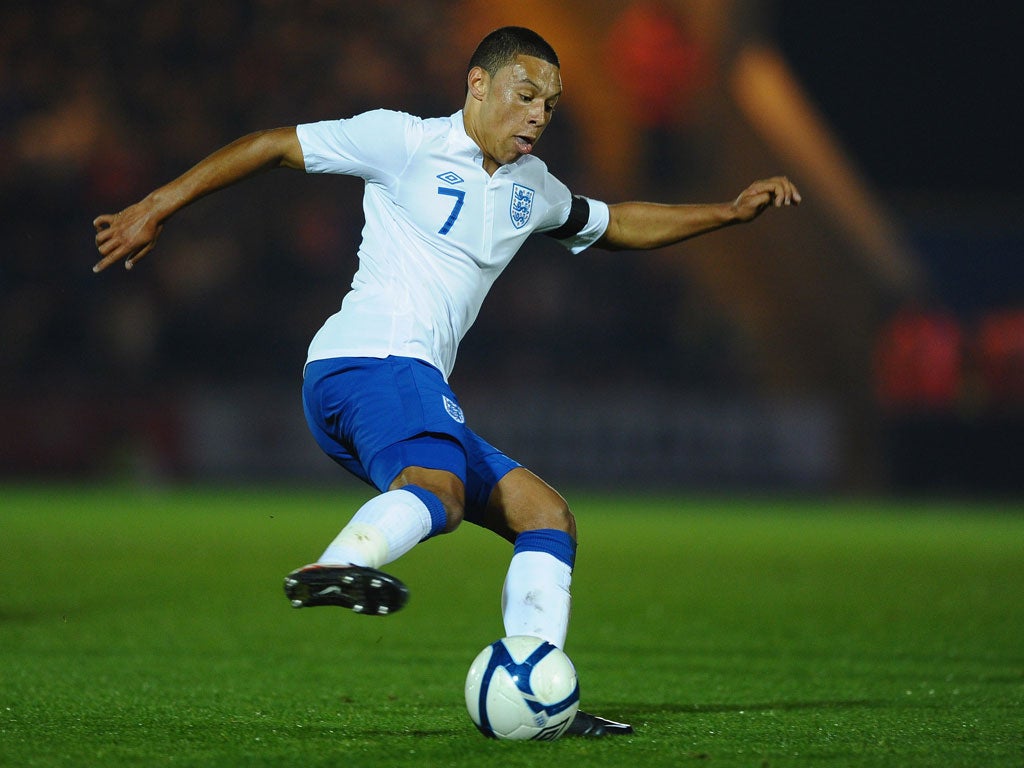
[
  {"x1": 443, "y1": 395, "x2": 465, "y2": 424},
  {"x1": 510, "y1": 183, "x2": 535, "y2": 229}
]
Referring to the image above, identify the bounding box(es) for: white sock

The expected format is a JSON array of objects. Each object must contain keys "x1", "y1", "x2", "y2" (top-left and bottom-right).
[
  {"x1": 318, "y1": 489, "x2": 434, "y2": 569},
  {"x1": 501, "y1": 550, "x2": 573, "y2": 649}
]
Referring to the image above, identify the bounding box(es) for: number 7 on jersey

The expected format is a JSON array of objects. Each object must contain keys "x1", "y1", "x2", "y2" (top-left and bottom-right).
[{"x1": 437, "y1": 187, "x2": 465, "y2": 235}]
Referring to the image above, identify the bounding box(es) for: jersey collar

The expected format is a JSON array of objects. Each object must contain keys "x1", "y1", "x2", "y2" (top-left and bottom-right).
[{"x1": 451, "y1": 110, "x2": 484, "y2": 162}]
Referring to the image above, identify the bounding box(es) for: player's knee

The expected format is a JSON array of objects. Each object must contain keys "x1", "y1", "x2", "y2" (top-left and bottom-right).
[
  {"x1": 390, "y1": 467, "x2": 466, "y2": 534},
  {"x1": 522, "y1": 496, "x2": 576, "y2": 540},
  {"x1": 411, "y1": 482, "x2": 464, "y2": 534},
  {"x1": 434, "y1": 487, "x2": 465, "y2": 533},
  {"x1": 547, "y1": 498, "x2": 576, "y2": 539},
  {"x1": 422, "y1": 475, "x2": 465, "y2": 533}
]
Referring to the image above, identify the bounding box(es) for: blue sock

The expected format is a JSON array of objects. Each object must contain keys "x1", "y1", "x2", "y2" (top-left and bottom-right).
[
  {"x1": 402, "y1": 484, "x2": 448, "y2": 539},
  {"x1": 513, "y1": 528, "x2": 577, "y2": 569},
  {"x1": 504, "y1": 528, "x2": 576, "y2": 647}
]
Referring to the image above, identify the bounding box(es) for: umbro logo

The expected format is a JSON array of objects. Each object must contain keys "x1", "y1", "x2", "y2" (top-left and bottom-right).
[{"x1": 437, "y1": 171, "x2": 464, "y2": 185}]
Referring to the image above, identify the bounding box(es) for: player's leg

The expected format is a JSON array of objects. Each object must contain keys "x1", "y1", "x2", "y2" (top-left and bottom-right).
[
  {"x1": 467, "y1": 453, "x2": 634, "y2": 736},
  {"x1": 316, "y1": 448, "x2": 467, "y2": 569},
  {"x1": 286, "y1": 435, "x2": 469, "y2": 613},
  {"x1": 479, "y1": 467, "x2": 577, "y2": 648},
  {"x1": 462, "y1": 435, "x2": 576, "y2": 649},
  {"x1": 285, "y1": 458, "x2": 462, "y2": 615},
  {"x1": 286, "y1": 357, "x2": 470, "y2": 612}
]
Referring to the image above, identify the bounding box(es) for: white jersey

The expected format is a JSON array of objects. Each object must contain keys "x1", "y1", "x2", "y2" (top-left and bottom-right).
[{"x1": 296, "y1": 109, "x2": 609, "y2": 379}]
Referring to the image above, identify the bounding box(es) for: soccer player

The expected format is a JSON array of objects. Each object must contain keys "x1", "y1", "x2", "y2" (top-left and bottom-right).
[{"x1": 93, "y1": 26, "x2": 800, "y2": 736}]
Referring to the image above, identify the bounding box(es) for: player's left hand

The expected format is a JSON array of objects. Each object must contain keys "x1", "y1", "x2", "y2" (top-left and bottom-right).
[{"x1": 731, "y1": 176, "x2": 801, "y2": 222}]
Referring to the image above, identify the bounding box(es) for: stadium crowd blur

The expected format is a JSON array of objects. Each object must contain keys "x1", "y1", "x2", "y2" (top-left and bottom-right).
[
  {"x1": 4, "y1": 2, "x2": 460, "y2": 389},
  {"x1": 1, "y1": 2, "x2": 731, "y2": 393},
  {"x1": 2, "y1": 1, "x2": 1020, "y2": 493}
]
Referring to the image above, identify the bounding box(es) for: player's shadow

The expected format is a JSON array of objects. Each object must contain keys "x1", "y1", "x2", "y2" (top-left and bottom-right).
[
  {"x1": 613, "y1": 699, "x2": 885, "y2": 716},
  {"x1": 361, "y1": 700, "x2": 888, "y2": 739}
]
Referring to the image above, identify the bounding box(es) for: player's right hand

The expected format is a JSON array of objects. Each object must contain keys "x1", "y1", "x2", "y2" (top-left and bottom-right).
[{"x1": 92, "y1": 202, "x2": 163, "y2": 273}]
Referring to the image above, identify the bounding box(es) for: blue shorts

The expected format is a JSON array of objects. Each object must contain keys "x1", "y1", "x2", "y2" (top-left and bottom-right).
[{"x1": 302, "y1": 356, "x2": 520, "y2": 521}]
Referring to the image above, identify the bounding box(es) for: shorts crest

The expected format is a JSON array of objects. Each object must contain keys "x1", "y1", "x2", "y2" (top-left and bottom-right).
[{"x1": 443, "y1": 395, "x2": 465, "y2": 424}]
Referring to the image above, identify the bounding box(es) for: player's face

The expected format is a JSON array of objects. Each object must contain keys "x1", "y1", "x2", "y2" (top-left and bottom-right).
[{"x1": 469, "y1": 55, "x2": 561, "y2": 174}]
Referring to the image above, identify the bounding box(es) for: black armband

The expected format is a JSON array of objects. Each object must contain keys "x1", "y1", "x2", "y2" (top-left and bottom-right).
[{"x1": 543, "y1": 195, "x2": 590, "y2": 240}]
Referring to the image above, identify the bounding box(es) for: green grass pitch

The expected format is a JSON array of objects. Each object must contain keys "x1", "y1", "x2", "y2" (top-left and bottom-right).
[{"x1": 2, "y1": 486, "x2": 1022, "y2": 767}]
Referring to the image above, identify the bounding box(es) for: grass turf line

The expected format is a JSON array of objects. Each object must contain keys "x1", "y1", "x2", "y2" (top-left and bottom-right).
[{"x1": 1, "y1": 486, "x2": 1022, "y2": 767}]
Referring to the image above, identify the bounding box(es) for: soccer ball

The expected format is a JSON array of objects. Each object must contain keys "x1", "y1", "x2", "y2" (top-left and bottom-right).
[{"x1": 464, "y1": 635, "x2": 580, "y2": 740}]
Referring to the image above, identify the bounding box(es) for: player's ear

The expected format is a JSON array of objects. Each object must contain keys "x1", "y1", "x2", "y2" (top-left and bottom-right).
[{"x1": 467, "y1": 66, "x2": 489, "y2": 102}]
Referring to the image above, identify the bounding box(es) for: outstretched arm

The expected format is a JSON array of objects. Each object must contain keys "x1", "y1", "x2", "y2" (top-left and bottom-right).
[
  {"x1": 93, "y1": 126, "x2": 304, "y2": 272},
  {"x1": 596, "y1": 176, "x2": 801, "y2": 251}
]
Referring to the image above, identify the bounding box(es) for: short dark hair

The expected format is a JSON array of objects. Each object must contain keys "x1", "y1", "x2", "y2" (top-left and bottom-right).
[{"x1": 467, "y1": 27, "x2": 559, "y2": 76}]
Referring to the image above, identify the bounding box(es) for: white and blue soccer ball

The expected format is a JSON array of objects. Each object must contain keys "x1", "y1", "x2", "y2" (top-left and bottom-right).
[{"x1": 465, "y1": 635, "x2": 580, "y2": 740}]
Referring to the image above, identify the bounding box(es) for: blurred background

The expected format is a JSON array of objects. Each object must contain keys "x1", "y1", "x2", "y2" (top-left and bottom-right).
[{"x1": 1, "y1": 0, "x2": 1020, "y2": 496}]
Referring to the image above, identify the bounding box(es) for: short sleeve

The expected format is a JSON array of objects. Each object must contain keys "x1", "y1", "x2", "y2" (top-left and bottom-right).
[{"x1": 296, "y1": 109, "x2": 420, "y2": 183}]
